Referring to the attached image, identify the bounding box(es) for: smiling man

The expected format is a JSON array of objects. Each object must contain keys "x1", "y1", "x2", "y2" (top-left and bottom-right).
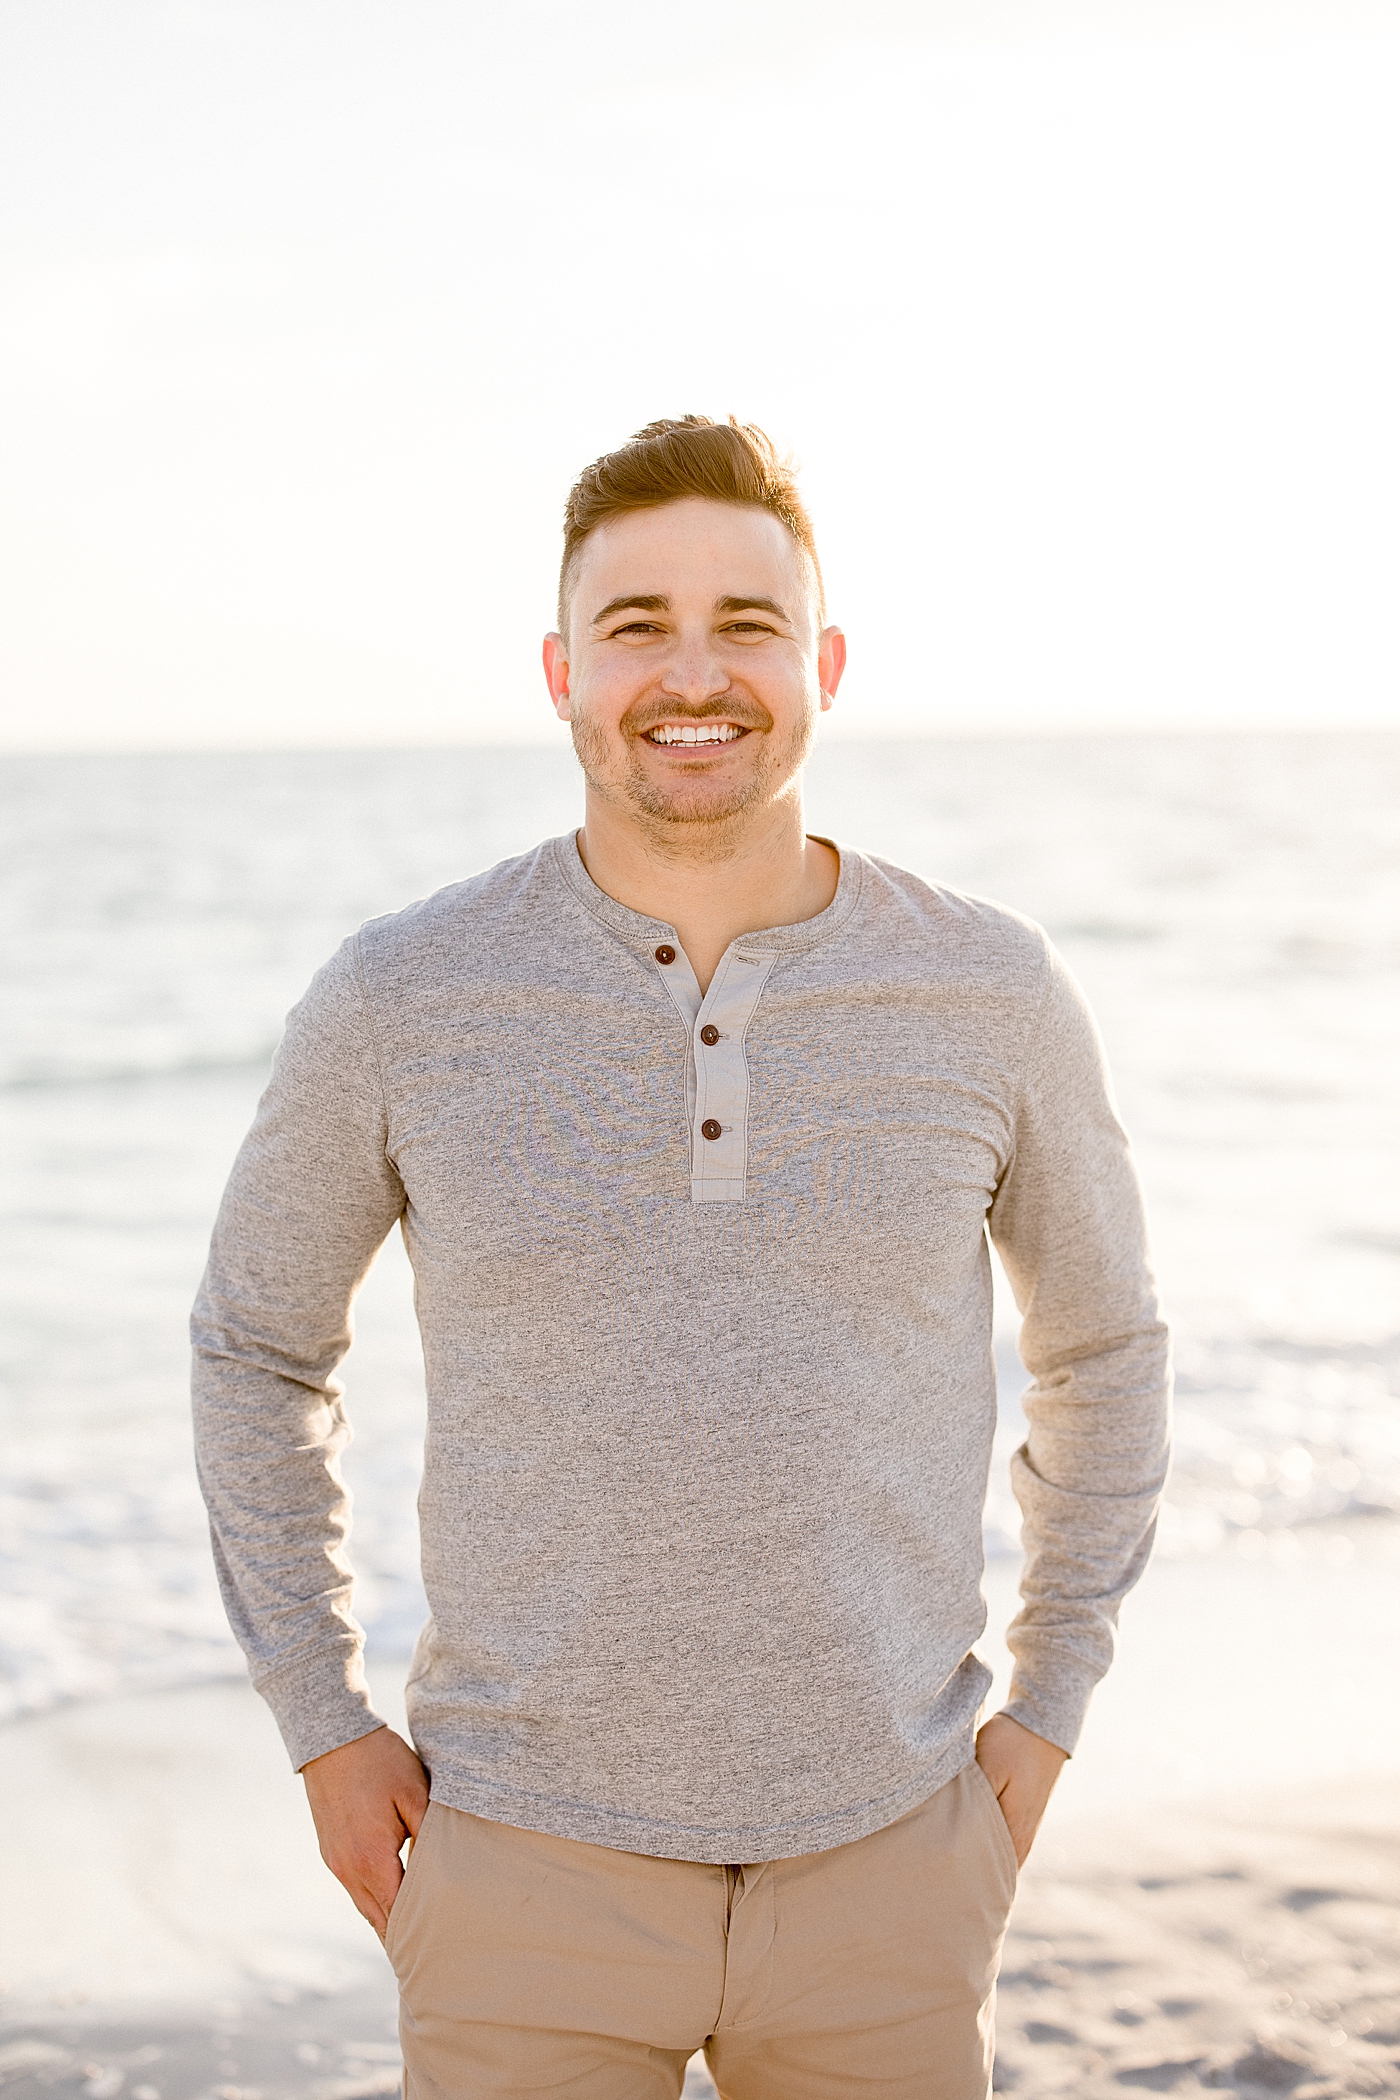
[{"x1": 193, "y1": 416, "x2": 1170, "y2": 2100}]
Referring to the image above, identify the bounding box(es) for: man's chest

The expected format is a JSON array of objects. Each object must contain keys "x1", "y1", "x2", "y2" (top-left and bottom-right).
[{"x1": 379, "y1": 971, "x2": 1016, "y2": 1275}]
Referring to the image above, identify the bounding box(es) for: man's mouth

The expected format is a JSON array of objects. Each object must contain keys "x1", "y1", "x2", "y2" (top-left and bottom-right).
[{"x1": 644, "y1": 722, "x2": 748, "y2": 746}]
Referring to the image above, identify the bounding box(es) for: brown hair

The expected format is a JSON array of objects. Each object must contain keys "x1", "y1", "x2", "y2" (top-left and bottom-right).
[{"x1": 558, "y1": 414, "x2": 824, "y2": 634}]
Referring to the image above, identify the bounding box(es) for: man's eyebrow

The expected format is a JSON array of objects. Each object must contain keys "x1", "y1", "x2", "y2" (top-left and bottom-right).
[
  {"x1": 715, "y1": 595, "x2": 791, "y2": 621},
  {"x1": 591, "y1": 594, "x2": 670, "y2": 626}
]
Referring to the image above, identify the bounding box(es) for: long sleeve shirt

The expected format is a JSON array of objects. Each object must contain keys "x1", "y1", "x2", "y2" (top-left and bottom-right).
[{"x1": 191, "y1": 833, "x2": 1171, "y2": 1864}]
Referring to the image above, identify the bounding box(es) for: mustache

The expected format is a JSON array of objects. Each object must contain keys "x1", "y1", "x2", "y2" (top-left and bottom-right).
[{"x1": 621, "y1": 699, "x2": 772, "y2": 737}]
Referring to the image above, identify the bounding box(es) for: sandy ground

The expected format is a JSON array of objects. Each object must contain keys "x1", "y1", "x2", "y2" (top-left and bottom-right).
[
  {"x1": 995, "y1": 1777, "x2": 1400, "y2": 2097},
  {"x1": 3, "y1": 1553, "x2": 1398, "y2": 2098}
]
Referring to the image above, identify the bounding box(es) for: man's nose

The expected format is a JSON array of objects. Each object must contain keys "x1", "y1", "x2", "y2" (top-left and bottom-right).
[{"x1": 659, "y1": 636, "x2": 731, "y2": 703}]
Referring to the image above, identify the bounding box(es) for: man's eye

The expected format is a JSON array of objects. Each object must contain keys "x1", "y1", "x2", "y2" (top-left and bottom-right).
[
  {"x1": 724, "y1": 623, "x2": 774, "y2": 636},
  {"x1": 612, "y1": 622, "x2": 662, "y2": 636}
]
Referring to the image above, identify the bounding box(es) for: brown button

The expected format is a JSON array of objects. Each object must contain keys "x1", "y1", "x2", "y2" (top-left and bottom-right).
[
  {"x1": 700, "y1": 1024, "x2": 720, "y2": 1046},
  {"x1": 654, "y1": 944, "x2": 676, "y2": 965},
  {"x1": 701, "y1": 1118, "x2": 722, "y2": 1141}
]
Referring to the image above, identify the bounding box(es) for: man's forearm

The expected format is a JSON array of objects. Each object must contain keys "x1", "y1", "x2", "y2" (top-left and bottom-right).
[{"x1": 191, "y1": 935, "x2": 408, "y2": 1768}]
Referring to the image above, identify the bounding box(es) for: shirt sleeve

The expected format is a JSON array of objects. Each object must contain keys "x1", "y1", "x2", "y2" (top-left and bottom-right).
[
  {"x1": 190, "y1": 933, "x2": 407, "y2": 1770},
  {"x1": 987, "y1": 938, "x2": 1172, "y2": 1755}
]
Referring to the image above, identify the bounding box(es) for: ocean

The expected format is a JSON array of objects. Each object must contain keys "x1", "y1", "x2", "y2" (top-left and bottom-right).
[{"x1": 2, "y1": 734, "x2": 1398, "y2": 1725}]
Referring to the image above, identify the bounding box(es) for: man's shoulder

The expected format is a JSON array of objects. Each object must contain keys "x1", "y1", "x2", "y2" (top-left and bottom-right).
[
  {"x1": 851, "y1": 849, "x2": 1052, "y2": 986},
  {"x1": 353, "y1": 836, "x2": 572, "y2": 979}
]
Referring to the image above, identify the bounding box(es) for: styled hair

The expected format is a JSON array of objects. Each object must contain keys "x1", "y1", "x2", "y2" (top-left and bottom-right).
[{"x1": 558, "y1": 414, "x2": 824, "y2": 634}]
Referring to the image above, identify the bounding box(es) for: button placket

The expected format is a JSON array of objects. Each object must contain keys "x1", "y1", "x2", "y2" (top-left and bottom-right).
[
  {"x1": 644, "y1": 935, "x2": 775, "y2": 1204},
  {"x1": 691, "y1": 952, "x2": 774, "y2": 1204},
  {"x1": 650, "y1": 937, "x2": 703, "y2": 1136}
]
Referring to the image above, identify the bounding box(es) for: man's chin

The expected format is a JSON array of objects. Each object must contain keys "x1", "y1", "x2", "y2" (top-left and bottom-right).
[{"x1": 624, "y1": 774, "x2": 764, "y2": 827}]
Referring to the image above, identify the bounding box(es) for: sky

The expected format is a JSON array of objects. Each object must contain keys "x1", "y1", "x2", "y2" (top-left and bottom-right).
[{"x1": 2, "y1": 0, "x2": 1398, "y2": 750}]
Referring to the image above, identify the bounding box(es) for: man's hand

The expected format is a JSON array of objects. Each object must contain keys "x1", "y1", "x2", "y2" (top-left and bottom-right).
[
  {"x1": 975, "y1": 1710, "x2": 1068, "y2": 1867},
  {"x1": 301, "y1": 1726, "x2": 430, "y2": 1940}
]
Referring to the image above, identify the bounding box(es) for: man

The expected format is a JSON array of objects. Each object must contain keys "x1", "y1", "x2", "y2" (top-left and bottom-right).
[{"x1": 193, "y1": 415, "x2": 1170, "y2": 2099}]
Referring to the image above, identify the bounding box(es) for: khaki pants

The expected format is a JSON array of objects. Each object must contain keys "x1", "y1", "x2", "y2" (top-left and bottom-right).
[{"x1": 385, "y1": 1761, "x2": 1018, "y2": 2099}]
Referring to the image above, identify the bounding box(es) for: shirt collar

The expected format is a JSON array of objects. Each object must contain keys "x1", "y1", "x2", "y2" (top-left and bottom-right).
[{"x1": 551, "y1": 829, "x2": 864, "y2": 958}]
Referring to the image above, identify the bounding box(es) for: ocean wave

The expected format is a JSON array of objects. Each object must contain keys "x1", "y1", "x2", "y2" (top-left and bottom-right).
[{"x1": 0, "y1": 1049, "x2": 278, "y2": 1092}]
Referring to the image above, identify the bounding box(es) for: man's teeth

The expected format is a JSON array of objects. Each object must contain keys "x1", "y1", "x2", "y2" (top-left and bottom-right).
[{"x1": 647, "y1": 723, "x2": 744, "y2": 745}]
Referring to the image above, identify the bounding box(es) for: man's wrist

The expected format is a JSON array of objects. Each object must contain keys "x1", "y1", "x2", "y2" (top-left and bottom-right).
[
  {"x1": 300, "y1": 1719, "x2": 390, "y2": 1774},
  {"x1": 985, "y1": 1710, "x2": 1069, "y2": 1761}
]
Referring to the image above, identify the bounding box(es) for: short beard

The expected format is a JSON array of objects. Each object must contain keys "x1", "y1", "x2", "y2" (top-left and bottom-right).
[{"x1": 570, "y1": 700, "x2": 816, "y2": 845}]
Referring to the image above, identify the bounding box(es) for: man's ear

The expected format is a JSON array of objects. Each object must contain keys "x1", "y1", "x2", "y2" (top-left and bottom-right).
[
  {"x1": 542, "y1": 633, "x2": 571, "y2": 720},
  {"x1": 818, "y1": 626, "x2": 847, "y2": 710}
]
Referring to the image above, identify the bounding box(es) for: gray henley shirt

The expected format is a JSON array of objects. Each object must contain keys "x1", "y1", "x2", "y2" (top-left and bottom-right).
[{"x1": 191, "y1": 833, "x2": 1170, "y2": 1864}]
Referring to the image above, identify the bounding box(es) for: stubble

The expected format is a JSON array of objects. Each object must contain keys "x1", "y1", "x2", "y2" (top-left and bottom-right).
[{"x1": 569, "y1": 699, "x2": 817, "y2": 855}]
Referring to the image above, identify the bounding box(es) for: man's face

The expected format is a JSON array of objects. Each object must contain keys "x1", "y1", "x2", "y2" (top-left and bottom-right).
[{"x1": 543, "y1": 498, "x2": 845, "y2": 832}]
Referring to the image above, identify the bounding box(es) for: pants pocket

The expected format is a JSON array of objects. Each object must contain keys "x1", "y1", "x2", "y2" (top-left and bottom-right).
[
  {"x1": 384, "y1": 1799, "x2": 437, "y2": 1966},
  {"x1": 967, "y1": 1758, "x2": 1020, "y2": 1888}
]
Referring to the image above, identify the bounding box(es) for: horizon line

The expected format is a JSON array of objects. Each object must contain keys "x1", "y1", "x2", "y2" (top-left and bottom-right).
[{"x1": 2, "y1": 720, "x2": 1398, "y2": 761}]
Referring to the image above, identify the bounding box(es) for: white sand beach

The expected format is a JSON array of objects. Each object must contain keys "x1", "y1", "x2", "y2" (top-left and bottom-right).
[{"x1": 3, "y1": 1549, "x2": 1398, "y2": 2099}]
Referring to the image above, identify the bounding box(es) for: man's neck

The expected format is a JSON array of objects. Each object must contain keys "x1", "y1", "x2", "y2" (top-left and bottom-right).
[{"x1": 575, "y1": 786, "x2": 839, "y2": 995}]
